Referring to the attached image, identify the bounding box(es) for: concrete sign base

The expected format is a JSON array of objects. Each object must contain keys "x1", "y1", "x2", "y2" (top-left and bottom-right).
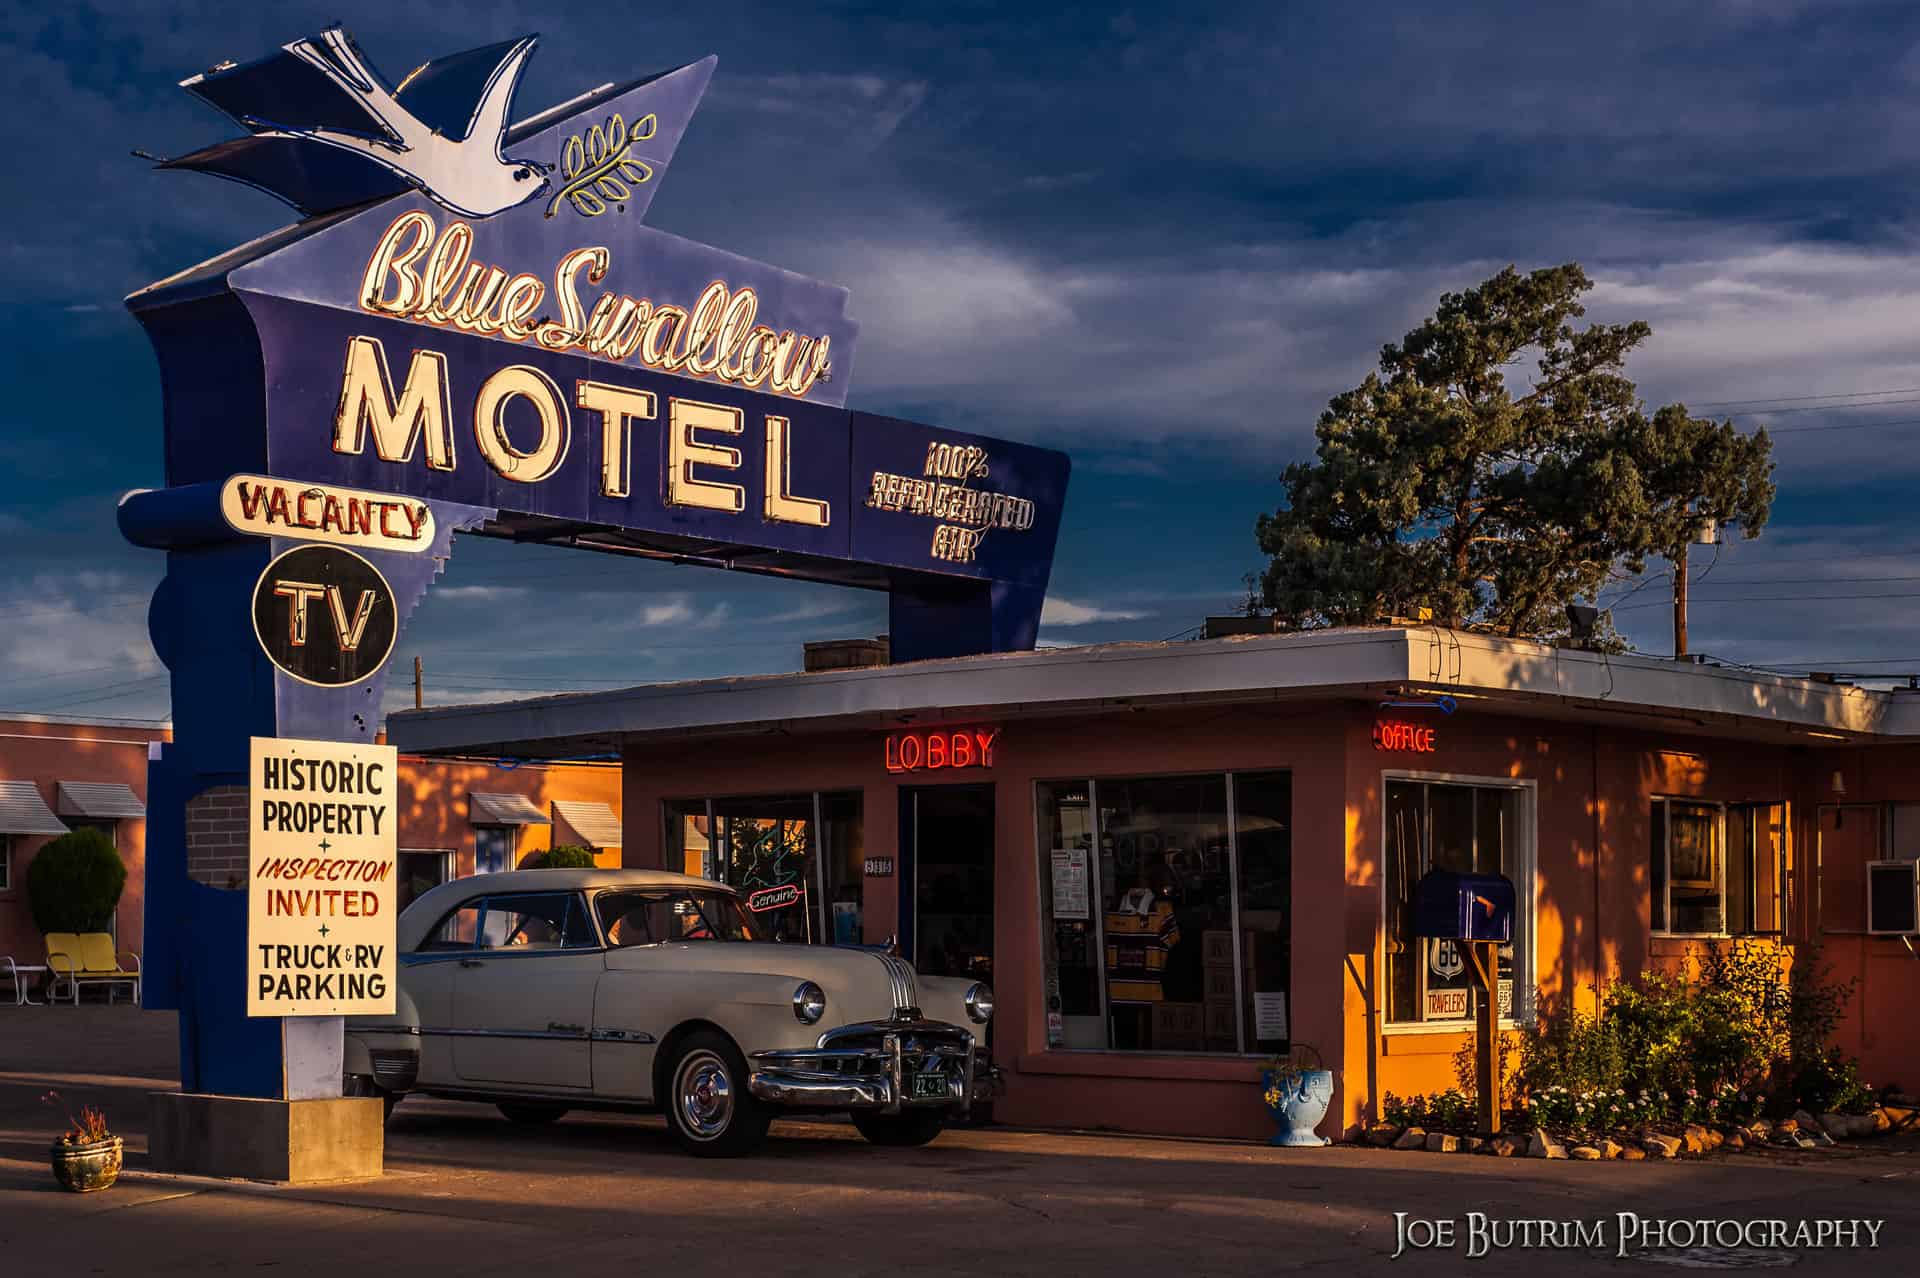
[{"x1": 149, "y1": 1092, "x2": 384, "y2": 1183}]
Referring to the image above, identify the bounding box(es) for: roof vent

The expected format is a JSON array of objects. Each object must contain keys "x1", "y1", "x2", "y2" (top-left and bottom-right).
[
  {"x1": 1201, "y1": 615, "x2": 1281, "y2": 640},
  {"x1": 804, "y1": 636, "x2": 890, "y2": 673}
]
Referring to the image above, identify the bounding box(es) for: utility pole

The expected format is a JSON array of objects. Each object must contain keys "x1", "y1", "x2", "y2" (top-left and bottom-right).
[
  {"x1": 1674, "y1": 541, "x2": 1689, "y2": 656},
  {"x1": 413, "y1": 655, "x2": 423, "y2": 709}
]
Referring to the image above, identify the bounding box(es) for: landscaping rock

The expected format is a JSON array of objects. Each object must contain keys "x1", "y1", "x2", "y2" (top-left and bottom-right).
[
  {"x1": 1393, "y1": 1126, "x2": 1427, "y2": 1150},
  {"x1": 1723, "y1": 1130, "x2": 1745, "y2": 1151},
  {"x1": 1460, "y1": 1136, "x2": 1484, "y2": 1153},
  {"x1": 1773, "y1": 1117, "x2": 1798, "y2": 1134},
  {"x1": 1426, "y1": 1132, "x2": 1460, "y2": 1153},
  {"x1": 1745, "y1": 1120, "x2": 1773, "y2": 1142},
  {"x1": 1855, "y1": 1111, "x2": 1891, "y2": 1138},
  {"x1": 1792, "y1": 1109, "x2": 1816, "y2": 1130},
  {"x1": 1618, "y1": 1145, "x2": 1646, "y2": 1161},
  {"x1": 1818, "y1": 1113, "x2": 1851, "y2": 1138},
  {"x1": 1342, "y1": 1122, "x2": 1367, "y2": 1144},
  {"x1": 1570, "y1": 1145, "x2": 1602, "y2": 1160},
  {"x1": 1643, "y1": 1134, "x2": 1681, "y2": 1159},
  {"x1": 1681, "y1": 1125, "x2": 1710, "y2": 1153},
  {"x1": 1528, "y1": 1130, "x2": 1567, "y2": 1159},
  {"x1": 1487, "y1": 1135, "x2": 1523, "y2": 1157},
  {"x1": 1366, "y1": 1123, "x2": 1403, "y2": 1148},
  {"x1": 1812, "y1": 1129, "x2": 1835, "y2": 1146},
  {"x1": 1600, "y1": 1139, "x2": 1623, "y2": 1159}
]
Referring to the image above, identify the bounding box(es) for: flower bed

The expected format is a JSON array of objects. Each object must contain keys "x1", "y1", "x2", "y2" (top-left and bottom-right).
[{"x1": 1345, "y1": 942, "x2": 1910, "y2": 1162}]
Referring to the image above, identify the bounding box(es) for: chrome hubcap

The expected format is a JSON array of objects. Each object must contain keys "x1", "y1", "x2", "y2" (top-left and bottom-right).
[{"x1": 676, "y1": 1050, "x2": 733, "y2": 1140}]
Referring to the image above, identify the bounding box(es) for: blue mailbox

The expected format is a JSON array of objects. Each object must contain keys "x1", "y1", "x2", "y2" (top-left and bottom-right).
[{"x1": 1412, "y1": 871, "x2": 1516, "y2": 942}]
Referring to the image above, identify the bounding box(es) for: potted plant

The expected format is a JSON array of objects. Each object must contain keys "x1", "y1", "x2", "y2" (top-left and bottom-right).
[
  {"x1": 1261, "y1": 1045, "x2": 1334, "y2": 1147},
  {"x1": 43, "y1": 1091, "x2": 121, "y2": 1192}
]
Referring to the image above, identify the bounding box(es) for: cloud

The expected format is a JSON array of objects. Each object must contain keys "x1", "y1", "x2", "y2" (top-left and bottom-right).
[
  {"x1": 640, "y1": 600, "x2": 694, "y2": 626},
  {"x1": 1042, "y1": 596, "x2": 1148, "y2": 626},
  {"x1": 434, "y1": 585, "x2": 528, "y2": 601}
]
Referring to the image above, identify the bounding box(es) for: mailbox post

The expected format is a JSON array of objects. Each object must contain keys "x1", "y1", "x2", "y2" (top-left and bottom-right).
[{"x1": 1412, "y1": 870, "x2": 1516, "y2": 1135}]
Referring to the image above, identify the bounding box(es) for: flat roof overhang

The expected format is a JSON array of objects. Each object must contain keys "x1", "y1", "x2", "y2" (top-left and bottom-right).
[{"x1": 388, "y1": 628, "x2": 1910, "y2": 762}]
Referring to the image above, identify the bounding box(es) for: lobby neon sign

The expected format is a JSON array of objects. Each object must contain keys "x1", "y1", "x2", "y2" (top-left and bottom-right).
[{"x1": 884, "y1": 727, "x2": 999, "y2": 774}]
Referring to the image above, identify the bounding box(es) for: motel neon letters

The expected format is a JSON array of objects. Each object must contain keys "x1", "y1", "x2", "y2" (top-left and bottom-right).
[
  {"x1": 332, "y1": 335, "x2": 831, "y2": 524},
  {"x1": 885, "y1": 727, "x2": 1000, "y2": 774}
]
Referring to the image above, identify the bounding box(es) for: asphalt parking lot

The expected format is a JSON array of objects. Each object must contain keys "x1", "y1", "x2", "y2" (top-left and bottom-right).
[{"x1": 3, "y1": 1006, "x2": 1918, "y2": 1276}]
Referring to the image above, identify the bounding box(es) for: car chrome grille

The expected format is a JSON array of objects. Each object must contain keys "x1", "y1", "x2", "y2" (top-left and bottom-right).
[{"x1": 876, "y1": 953, "x2": 918, "y2": 1012}]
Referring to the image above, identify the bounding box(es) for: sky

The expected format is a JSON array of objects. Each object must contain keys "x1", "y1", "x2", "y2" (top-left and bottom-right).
[{"x1": 9, "y1": 0, "x2": 1920, "y2": 721}]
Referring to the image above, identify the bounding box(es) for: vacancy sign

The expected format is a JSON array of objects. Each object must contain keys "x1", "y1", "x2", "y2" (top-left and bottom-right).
[{"x1": 247, "y1": 736, "x2": 398, "y2": 1017}]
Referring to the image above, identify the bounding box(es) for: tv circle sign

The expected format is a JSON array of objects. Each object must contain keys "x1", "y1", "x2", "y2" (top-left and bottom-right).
[{"x1": 251, "y1": 545, "x2": 397, "y2": 687}]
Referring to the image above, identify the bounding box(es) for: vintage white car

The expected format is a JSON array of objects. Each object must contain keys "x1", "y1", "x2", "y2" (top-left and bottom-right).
[{"x1": 344, "y1": 867, "x2": 993, "y2": 1155}]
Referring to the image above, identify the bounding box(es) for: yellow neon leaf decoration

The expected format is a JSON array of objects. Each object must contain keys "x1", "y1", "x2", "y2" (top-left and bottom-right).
[{"x1": 546, "y1": 113, "x2": 658, "y2": 218}]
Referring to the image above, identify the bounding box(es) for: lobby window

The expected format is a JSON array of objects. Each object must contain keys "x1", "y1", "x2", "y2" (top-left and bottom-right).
[
  {"x1": 665, "y1": 792, "x2": 864, "y2": 945},
  {"x1": 1651, "y1": 800, "x2": 1787, "y2": 937},
  {"x1": 1035, "y1": 771, "x2": 1291, "y2": 1054},
  {"x1": 1384, "y1": 778, "x2": 1531, "y2": 1028}
]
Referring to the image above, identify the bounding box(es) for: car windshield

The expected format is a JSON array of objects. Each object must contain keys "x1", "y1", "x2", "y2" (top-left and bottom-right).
[{"x1": 596, "y1": 889, "x2": 763, "y2": 946}]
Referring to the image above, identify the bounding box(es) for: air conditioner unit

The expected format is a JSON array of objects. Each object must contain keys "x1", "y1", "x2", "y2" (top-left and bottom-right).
[{"x1": 1866, "y1": 860, "x2": 1920, "y2": 935}]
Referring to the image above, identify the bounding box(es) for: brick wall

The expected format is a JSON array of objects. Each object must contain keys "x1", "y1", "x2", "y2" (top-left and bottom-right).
[{"x1": 187, "y1": 786, "x2": 249, "y2": 890}]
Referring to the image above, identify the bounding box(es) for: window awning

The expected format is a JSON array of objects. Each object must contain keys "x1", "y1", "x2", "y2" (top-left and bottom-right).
[
  {"x1": 57, "y1": 781, "x2": 147, "y2": 820},
  {"x1": 0, "y1": 780, "x2": 71, "y2": 836},
  {"x1": 469, "y1": 791, "x2": 552, "y2": 826},
  {"x1": 553, "y1": 800, "x2": 622, "y2": 848}
]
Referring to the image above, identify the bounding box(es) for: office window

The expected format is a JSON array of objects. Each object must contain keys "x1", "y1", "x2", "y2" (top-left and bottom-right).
[
  {"x1": 1651, "y1": 800, "x2": 1786, "y2": 937},
  {"x1": 1384, "y1": 779, "x2": 1528, "y2": 1027},
  {"x1": 1035, "y1": 771, "x2": 1291, "y2": 1054}
]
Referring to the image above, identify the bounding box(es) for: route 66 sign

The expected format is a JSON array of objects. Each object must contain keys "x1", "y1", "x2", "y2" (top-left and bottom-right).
[{"x1": 1429, "y1": 938, "x2": 1465, "y2": 980}]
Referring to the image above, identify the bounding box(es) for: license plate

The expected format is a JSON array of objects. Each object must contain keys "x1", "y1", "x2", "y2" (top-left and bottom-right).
[{"x1": 911, "y1": 1071, "x2": 948, "y2": 1099}]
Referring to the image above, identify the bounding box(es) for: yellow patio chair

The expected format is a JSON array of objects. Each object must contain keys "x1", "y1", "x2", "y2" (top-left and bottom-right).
[
  {"x1": 44, "y1": 932, "x2": 140, "y2": 1005},
  {"x1": 78, "y1": 932, "x2": 140, "y2": 1005},
  {"x1": 43, "y1": 933, "x2": 81, "y2": 1005}
]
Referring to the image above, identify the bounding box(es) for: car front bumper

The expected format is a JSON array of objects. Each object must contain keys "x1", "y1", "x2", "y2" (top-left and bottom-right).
[{"x1": 748, "y1": 1016, "x2": 995, "y2": 1116}]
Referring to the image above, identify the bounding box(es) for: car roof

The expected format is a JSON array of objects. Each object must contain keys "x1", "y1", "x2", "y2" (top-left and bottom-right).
[{"x1": 397, "y1": 867, "x2": 730, "y2": 951}]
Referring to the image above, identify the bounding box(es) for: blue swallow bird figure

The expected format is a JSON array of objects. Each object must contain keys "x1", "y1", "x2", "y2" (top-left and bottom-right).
[{"x1": 164, "y1": 27, "x2": 550, "y2": 219}]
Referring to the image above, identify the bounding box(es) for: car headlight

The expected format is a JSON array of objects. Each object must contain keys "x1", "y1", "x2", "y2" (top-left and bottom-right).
[
  {"x1": 793, "y1": 981, "x2": 827, "y2": 1024},
  {"x1": 965, "y1": 982, "x2": 994, "y2": 1024}
]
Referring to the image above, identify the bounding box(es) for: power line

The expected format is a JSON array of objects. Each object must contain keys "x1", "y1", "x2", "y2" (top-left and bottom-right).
[{"x1": 1688, "y1": 386, "x2": 1920, "y2": 409}]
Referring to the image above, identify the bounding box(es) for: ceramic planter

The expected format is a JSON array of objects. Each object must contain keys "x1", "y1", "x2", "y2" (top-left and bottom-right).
[
  {"x1": 50, "y1": 1135, "x2": 122, "y2": 1192},
  {"x1": 1263, "y1": 1069, "x2": 1334, "y2": 1147}
]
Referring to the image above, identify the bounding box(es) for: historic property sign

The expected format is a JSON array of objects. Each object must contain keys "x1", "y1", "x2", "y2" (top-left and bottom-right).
[{"x1": 247, "y1": 737, "x2": 398, "y2": 1017}]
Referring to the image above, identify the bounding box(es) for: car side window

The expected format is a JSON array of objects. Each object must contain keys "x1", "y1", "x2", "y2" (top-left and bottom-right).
[
  {"x1": 479, "y1": 893, "x2": 595, "y2": 951},
  {"x1": 598, "y1": 891, "x2": 737, "y2": 946},
  {"x1": 421, "y1": 901, "x2": 483, "y2": 952}
]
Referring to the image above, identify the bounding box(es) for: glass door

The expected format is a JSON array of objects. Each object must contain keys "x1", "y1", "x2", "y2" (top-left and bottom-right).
[{"x1": 909, "y1": 785, "x2": 995, "y2": 988}]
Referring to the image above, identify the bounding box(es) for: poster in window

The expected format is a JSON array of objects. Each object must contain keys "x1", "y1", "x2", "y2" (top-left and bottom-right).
[
  {"x1": 1253, "y1": 991, "x2": 1289, "y2": 1040},
  {"x1": 1051, "y1": 848, "x2": 1090, "y2": 920}
]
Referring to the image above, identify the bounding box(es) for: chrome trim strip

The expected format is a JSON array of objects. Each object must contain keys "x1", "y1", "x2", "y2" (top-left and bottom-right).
[
  {"x1": 416, "y1": 1025, "x2": 590, "y2": 1042},
  {"x1": 873, "y1": 952, "x2": 918, "y2": 1013}
]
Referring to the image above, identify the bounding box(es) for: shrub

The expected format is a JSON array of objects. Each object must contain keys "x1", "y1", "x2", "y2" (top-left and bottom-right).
[
  {"x1": 25, "y1": 827, "x2": 126, "y2": 934},
  {"x1": 1790, "y1": 1048, "x2": 1874, "y2": 1116},
  {"x1": 537, "y1": 844, "x2": 597, "y2": 869}
]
